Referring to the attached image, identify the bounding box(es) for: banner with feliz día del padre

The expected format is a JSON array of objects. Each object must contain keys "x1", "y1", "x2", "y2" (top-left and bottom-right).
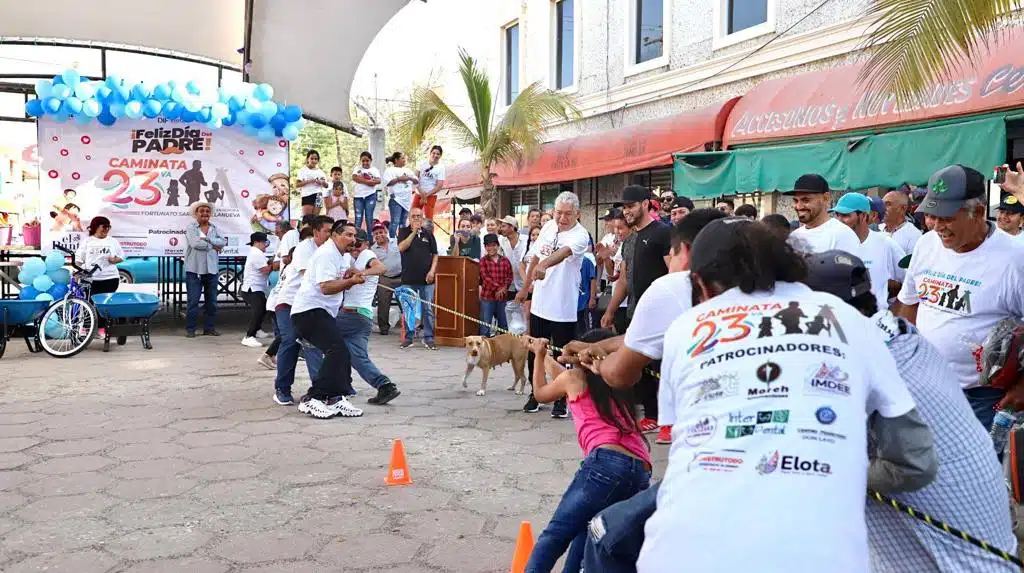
[{"x1": 37, "y1": 117, "x2": 290, "y2": 257}]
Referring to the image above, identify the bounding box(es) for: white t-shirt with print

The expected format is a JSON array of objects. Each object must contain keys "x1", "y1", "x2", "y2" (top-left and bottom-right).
[
  {"x1": 417, "y1": 161, "x2": 446, "y2": 196},
  {"x1": 241, "y1": 245, "x2": 270, "y2": 293},
  {"x1": 342, "y1": 249, "x2": 379, "y2": 311},
  {"x1": 527, "y1": 221, "x2": 591, "y2": 322},
  {"x1": 897, "y1": 225, "x2": 1024, "y2": 389},
  {"x1": 625, "y1": 271, "x2": 693, "y2": 360},
  {"x1": 790, "y1": 217, "x2": 862, "y2": 255},
  {"x1": 597, "y1": 232, "x2": 617, "y2": 284},
  {"x1": 384, "y1": 167, "x2": 416, "y2": 211},
  {"x1": 879, "y1": 222, "x2": 922, "y2": 257},
  {"x1": 498, "y1": 234, "x2": 528, "y2": 291},
  {"x1": 859, "y1": 231, "x2": 905, "y2": 312},
  {"x1": 611, "y1": 244, "x2": 630, "y2": 309},
  {"x1": 639, "y1": 282, "x2": 915, "y2": 573},
  {"x1": 275, "y1": 228, "x2": 300, "y2": 263},
  {"x1": 290, "y1": 242, "x2": 352, "y2": 318},
  {"x1": 75, "y1": 236, "x2": 124, "y2": 281},
  {"x1": 276, "y1": 238, "x2": 319, "y2": 307},
  {"x1": 297, "y1": 166, "x2": 327, "y2": 198},
  {"x1": 352, "y1": 166, "x2": 381, "y2": 199}
]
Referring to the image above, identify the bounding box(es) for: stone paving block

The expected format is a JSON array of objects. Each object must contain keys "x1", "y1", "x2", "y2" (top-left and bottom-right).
[
  {"x1": 210, "y1": 530, "x2": 317, "y2": 563},
  {"x1": 223, "y1": 407, "x2": 290, "y2": 423},
  {"x1": 106, "y1": 442, "x2": 188, "y2": 461},
  {"x1": 317, "y1": 533, "x2": 422, "y2": 569},
  {"x1": 480, "y1": 452, "x2": 559, "y2": 475},
  {"x1": 200, "y1": 501, "x2": 298, "y2": 533},
  {"x1": 29, "y1": 454, "x2": 111, "y2": 475},
  {"x1": 18, "y1": 471, "x2": 114, "y2": 497},
  {"x1": 193, "y1": 478, "x2": 281, "y2": 506},
  {"x1": 105, "y1": 524, "x2": 214, "y2": 560},
  {"x1": 118, "y1": 556, "x2": 230, "y2": 573},
  {"x1": 106, "y1": 498, "x2": 198, "y2": 529},
  {"x1": 180, "y1": 445, "x2": 258, "y2": 463},
  {"x1": 0, "y1": 412, "x2": 44, "y2": 425},
  {"x1": 177, "y1": 430, "x2": 247, "y2": 447},
  {"x1": 249, "y1": 446, "x2": 326, "y2": 467},
  {"x1": 232, "y1": 419, "x2": 301, "y2": 435},
  {"x1": 4, "y1": 549, "x2": 120, "y2": 573},
  {"x1": 265, "y1": 462, "x2": 349, "y2": 486},
  {"x1": 492, "y1": 513, "x2": 556, "y2": 540},
  {"x1": 239, "y1": 562, "x2": 335, "y2": 573},
  {"x1": 0, "y1": 469, "x2": 31, "y2": 490},
  {"x1": 0, "y1": 437, "x2": 40, "y2": 453},
  {"x1": 394, "y1": 509, "x2": 487, "y2": 540},
  {"x1": 424, "y1": 536, "x2": 515, "y2": 573},
  {"x1": 460, "y1": 488, "x2": 542, "y2": 515},
  {"x1": 366, "y1": 485, "x2": 453, "y2": 513},
  {"x1": 0, "y1": 491, "x2": 27, "y2": 512},
  {"x1": 107, "y1": 476, "x2": 199, "y2": 500},
  {"x1": 108, "y1": 458, "x2": 195, "y2": 479},
  {"x1": 170, "y1": 411, "x2": 236, "y2": 426},
  {"x1": 0, "y1": 452, "x2": 34, "y2": 470},
  {"x1": 1, "y1": 517, "x2": 114, "y2": 553},
  {"x1": 292, "y1": 503, "x2": 389, "y2": 538},
  {"x1": 31, "y1": 438, "x2": 107, "y2": 457},
  {"x1": 14, "y1": 492, "x2": 116, "y2": 522},
  {"x1": 104, "y1": 427, "x2": 180, "y2": 444},
  {"x1": 0, "y1": 424, "x2": 38, "y2": 438},
  {"x1": 187, "y1": 461, "x2": 265, "y2": 481}
]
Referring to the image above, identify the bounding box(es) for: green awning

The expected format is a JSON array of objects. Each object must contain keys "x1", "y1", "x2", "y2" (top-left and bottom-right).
[{"x1": 674, "y1": 117, "x2": 1007, "y2": 197}]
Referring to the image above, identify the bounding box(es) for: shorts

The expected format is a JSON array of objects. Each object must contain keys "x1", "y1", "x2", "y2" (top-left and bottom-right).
[{"x1": 301, "y1": 194, "x2": 319, "y2": 207}]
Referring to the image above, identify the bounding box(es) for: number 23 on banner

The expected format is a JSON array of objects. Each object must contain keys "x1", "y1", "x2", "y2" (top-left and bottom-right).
[{"x1": 102, "y1": 169, "x2": 162, "y2": 206}]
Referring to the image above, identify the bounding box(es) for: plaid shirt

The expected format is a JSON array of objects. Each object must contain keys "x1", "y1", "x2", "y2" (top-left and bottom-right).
[{"x1": 479, "y1": 255, "x2": 513, "y2": 301}]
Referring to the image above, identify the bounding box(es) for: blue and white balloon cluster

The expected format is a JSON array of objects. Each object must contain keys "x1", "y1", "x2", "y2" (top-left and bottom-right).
[
  {"x1": 17, "y1": 252, "x2": 71, "y2": 303},
  {"x1": 24, "y1": 69, "x2": 304, "y2": 142}
]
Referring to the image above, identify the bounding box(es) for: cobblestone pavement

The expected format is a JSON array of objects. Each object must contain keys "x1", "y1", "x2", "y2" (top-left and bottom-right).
[{"x1": 0, "y1": 317, "x2": 669, "y2": 572}]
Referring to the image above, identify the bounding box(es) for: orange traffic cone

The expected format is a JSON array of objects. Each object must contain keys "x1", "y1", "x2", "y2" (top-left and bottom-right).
[
  {"x1": 385, "y1": 439, "x2": 413, "y2": 486},
  {"x1": 509, "y1": 520, "x2": 534, "y2": 573}
]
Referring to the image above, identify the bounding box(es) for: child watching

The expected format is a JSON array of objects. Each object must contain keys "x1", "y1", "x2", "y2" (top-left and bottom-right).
[{"x1": 479, "y1": 233, "x2": 512, "y2": 336}]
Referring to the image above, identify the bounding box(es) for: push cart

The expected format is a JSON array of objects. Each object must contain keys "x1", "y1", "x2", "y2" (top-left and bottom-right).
[
  {"x1": 0, "y1": 299, "x2": 50, "y2": 360},
  {"x1": 91, "y1": 292, "x2": 160, "y2": 352}
]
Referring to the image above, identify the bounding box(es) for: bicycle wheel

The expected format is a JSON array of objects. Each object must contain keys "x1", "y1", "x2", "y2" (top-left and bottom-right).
[{"x1": 38, "y1": 298, "x2": 96, "y2": 358}]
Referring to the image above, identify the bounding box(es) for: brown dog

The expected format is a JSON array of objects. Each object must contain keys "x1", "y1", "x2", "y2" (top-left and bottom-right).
[{"x1": 463, "y1": 334, "x2": 528, "y2": 396}]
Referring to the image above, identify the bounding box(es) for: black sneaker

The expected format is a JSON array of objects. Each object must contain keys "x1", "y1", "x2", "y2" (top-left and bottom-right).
[
  {"x1": 551, "y1": 399, "x2": 568, "y2": 419},
  {"x1": 423, "y1": 341, "x2": 437, "y2": 351},
  {"x1": 368, "y1": 382, "x2": 401, "y2": 406},
  {"x1": 379, "y1": 328, "x2": 389, "y2": 336},
  {"x1": 185, "y1": 331, "x2": 196, "y2": 338},
  {"x1": 400, "y1": 340, "x2": 414, "y2": 349},
  {"x1": 523, "y1": 395, "x2": 540, "y2": 413},
  {"x1": 203, "y1": 330, "x2": 221, "y2": 337}
]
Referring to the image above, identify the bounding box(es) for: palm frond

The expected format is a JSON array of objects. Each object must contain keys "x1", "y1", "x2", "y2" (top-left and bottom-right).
[
  {"x1": 857, "y1": 0, "x2": 1017, "y2": 105},
  {"x1": 457, "y1": 48, "x2": 494, "y2": 152},
  {"x1": 395, "y1": 86, "x2": 479, "y2": 153},
  {"x1": 481, "y1": 81, "x2": 580, "y2": 169}
]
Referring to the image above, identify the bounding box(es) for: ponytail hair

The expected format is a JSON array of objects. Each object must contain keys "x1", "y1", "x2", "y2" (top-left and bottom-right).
[{"x1": 385, "y1": 151, "x2": 403, "y2": 166}]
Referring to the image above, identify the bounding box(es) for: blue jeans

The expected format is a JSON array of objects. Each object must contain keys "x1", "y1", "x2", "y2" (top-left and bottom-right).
[
  {"x1": 273, "y1": 305, "x2": 324, "y2": 393},
  {"x1": 388, "y1": 199, "x2": 408, "y2": 238},
  {"x1": 965, "y1": 386, "x2": 1006, "y2": 430},
  {"x1": 480, "y1": 300, "x2": 508, "y2": 336},
  {"x1": 185, "y1": 272, "x2": 217, "y2": 333},
  {"x1": 526, "y1": 448, "x2": 651, "y2": 573},
  {"x1": 403, "y1": 283, "x2": 435, "y2": 343},
  {"x1": 582, "y1": 482, "x2": 660, "y2": 573},
  {"x1": 353, "y1": 195, "x2": 377, "y2": 231},
  {"x1": 336, "y1": 310, "x2": 388, "y2": 389}
]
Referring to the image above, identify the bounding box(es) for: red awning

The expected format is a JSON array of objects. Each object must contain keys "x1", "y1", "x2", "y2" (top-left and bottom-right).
[
  {"x1": 436, "y1": 161, "x2": 485, "y2": 200},
  {"x1": 726, "y1": 33, "x2": 1024, "y2": 147},
  {"x1": 493, "y1": 98, "x2": 740, "y2": 186}
]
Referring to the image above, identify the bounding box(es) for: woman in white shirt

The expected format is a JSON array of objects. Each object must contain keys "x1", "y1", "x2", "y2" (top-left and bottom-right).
[
  {"x1": 352, "y1": 151, "x2": 382, "y2": 232},
  {"x1": 76, "y1": 216, "x2": 125, "y2": 332},
  {"x1": 296, "y1": 149, "x2": 328, "y2": 216},
  {"x1": 383, "y1": 151, "x2": 418, "y2": 238}
]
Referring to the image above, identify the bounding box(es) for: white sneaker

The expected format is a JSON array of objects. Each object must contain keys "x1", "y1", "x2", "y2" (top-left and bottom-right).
[
  {"x1": 256, "y1": 354, "x2": 275, "y2": 370},
  {"x1": 331, "y1": 396, "x2": 363, "y2": 418},
  {"x1": 304, "y1": 397, "x2": 341, "y2": 419},
  {"x1": 255, "y1": 330, "x2": 272, "y2": 339},
  {"x1": 241, "y1": 336, "x2": 263, "y2": 348}
]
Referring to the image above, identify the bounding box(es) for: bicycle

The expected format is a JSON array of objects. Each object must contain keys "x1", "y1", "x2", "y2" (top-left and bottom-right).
[{"x1": 36, "y1": 244, "x2": 99, "y2": 358}]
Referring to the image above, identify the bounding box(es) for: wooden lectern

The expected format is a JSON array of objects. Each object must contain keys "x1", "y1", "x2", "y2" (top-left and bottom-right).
[{"x1": 433, "y1": 256, "x2": 480, "y2": 347}]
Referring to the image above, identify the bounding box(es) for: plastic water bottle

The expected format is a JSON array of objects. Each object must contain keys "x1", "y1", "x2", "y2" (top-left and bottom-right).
[{"x1": 990, "y1": 408, "x2": 1019, "y2": 454}]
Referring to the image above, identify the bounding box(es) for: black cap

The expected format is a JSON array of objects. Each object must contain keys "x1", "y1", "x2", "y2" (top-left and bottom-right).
[
  {"x1": 483, "y1": 233, "x2": 500, "y2": 245},
  {"x1": 803, "y1": 250, "x2": 872, "y2": 301},
  {"x1": 997, "y1": 193, "x2": 1024, "y2": 215},
  {"x1": 601, "y1": 207, "x2": 623, "y2": 221},
  {"x1": 672, "y1": 196, "x2": 695, "y2": 211},
  {"x1": 619, "y1": 185, "x2": 651, "y2": 204},
  {"x1": 354, "y1": 228, "x2": 369, "y2": 243},
  {"x1": 787, "y1": 173, "x2": 830, "y2": 195},
  {"x1": 248, "y1": 231, "x2": 268, "y2": 245},
  {"x1": 689, "y1": 217, "x2": 757, "y2": 273},
  {"x1": 919, "y1": 165, "x2": 986, "y2": 217}
]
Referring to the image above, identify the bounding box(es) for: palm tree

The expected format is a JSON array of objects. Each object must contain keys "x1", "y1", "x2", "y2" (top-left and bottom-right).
[
  {"x1": 397, "y1": 49, "x2": 579, "y2": 217},
  {"x1": 858, "y1": 0, "x2": 1018, "y2": 104}
]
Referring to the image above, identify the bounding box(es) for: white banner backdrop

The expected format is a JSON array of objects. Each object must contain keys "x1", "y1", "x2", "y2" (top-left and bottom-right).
[{"x1": 37, "y1": 118, "x2": 289, "y2": 257}]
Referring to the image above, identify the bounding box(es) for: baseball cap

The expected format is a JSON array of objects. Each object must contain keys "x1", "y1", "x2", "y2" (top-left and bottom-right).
[
  {"x1": 483, "y1": 233, "x2": 500, "y2": 245},
  {"x1": 997, "y1": 194, "x2": 1024, "y2": 215},
  {"x1": 371, "y1": 220, "x2": 388, "y2": 233},
  {"x1": 619, "y1": 185, "x2": 651, "y2": 204},
  {"x1": 247, "y1": 231, "x2": 268, "y2": 245},
  {"x1": 918, "y1": 164, "x2": 986, "y2": 218},
  {"x1": 803, "y1": 250, "x2": 872, "y2": 301},
  {"x1": 868, "y1": 195, "x2": 885, "y2": 219},
  {"x1": 500, "y1": 215, "x2": 518, "y2": 229},
  {"x1": 354, "y1": 228, "x2": 369, "y2": 243},
  {"x1": 829, "y1": 193, "x2": 871, "y2": 215},
  {"x1": 787, "y1": 173, "x2": 831, "y2": 195},
  {"x1": 601, "y1": 207, "x2": 623, "y2": 221},
  {"x1": 672, "y1": 196, "x2": 695, "y2": 211}
]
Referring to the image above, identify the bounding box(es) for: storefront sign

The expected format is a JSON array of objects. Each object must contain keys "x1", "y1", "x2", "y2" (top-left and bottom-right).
[
  {"x1": 37, "y1": 118, "x2": 289, "y2": 257},
  {"x1": 726, "y1": 34, "x2": 1024, "y2": 145}
]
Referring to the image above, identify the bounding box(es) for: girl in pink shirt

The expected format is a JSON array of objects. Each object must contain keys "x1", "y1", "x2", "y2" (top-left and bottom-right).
[{"x1": 525, "y1": 330, "x2": 651, "y2": 573}]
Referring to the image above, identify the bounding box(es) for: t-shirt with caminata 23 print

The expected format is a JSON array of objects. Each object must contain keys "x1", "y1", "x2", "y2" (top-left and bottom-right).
[{"x1": 640, "y1": 281, "x2": 915, "y2": 573}]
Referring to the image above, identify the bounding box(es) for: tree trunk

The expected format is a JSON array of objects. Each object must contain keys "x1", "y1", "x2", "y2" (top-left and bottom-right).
[
  {"x1": 333, "y1": 129, "x2": 343, "y2": 167},
  {"x1": 481, "y1": 175, "x2": 499, "y2": 219}
]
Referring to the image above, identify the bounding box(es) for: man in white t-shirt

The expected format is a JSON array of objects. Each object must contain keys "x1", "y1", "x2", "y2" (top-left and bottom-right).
[
  {"x1": 786, "y1": 173, "x2": 862, "y2": 255},
  {"x1": 831, "y1": 192, "x2": 906, "y2": 311},
  {"x1": 897, "y1": 164, "x2": 1024, "y2": 429},
  {"x1": 880, "y1": 190, "x2": 923, "y2": 255},
  {"x1": 515, "y1": 191, "x2": 591, "y2": 417},
  {"x1": 413, "y1": 145, "x2": 446, "y2": 220},
  {"x1": 497, "y1": 215, "x2": 527, "y2": 296},
  {"x1": 639, "y1": 218, "x2": 935, "y2": 573},
  {"x1": 337, "y1": 228, "x2": 401, "y2": 406}
]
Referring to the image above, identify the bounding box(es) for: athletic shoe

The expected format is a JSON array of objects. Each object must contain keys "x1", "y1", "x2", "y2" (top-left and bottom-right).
[
  {"x1": 241, "y1": 336, "x2": 263, "y2": 348},
  {"x1": 185, "y1": 331, "x2": 196, "y2": 338},
  {"x1": 328, "y1": 396, "x2": 364, "y2": 418},
  {"x1": 273, "y1": 390, "x2": 294, "y2": 405},
  {"x1": 257, "y1": 354, "x2": 275, "y2": 370},
  {"x1": 400, "y1": 340, "x2": 414, "y2": 349},
  {"x1": 423, "y1": 341, "x2": 437, "y2": 351},
  {"x1": 368, "y1": 383, "x2": 401, "y2": 406},
  {"x1": 303, "y1": 397, "x2": 338, "y2": 419},
  {"x1": 639, "y1": 418, "x2": 659, "y2": 434},
  {"x1": 379, "y1": 328, "x2": 389, "y2": 336},
  {"x1": 203, "y1": 330, "x2": 221, "y2": 337},
  {"x1": 523, "y1": 395, "x2": 540, "y2": 413},
  {"x1": 655, "y1": 425, "x2": 672, "y2": 445},
  {"x1": 255, "y1": 330, "x2": 272, "y2": 339},
  {"x1": 551, "y1": 399, "x2": 568, "y2": 419},
  {"x1": 296, "y1": 394, "x2": 313, "y2": 414}
]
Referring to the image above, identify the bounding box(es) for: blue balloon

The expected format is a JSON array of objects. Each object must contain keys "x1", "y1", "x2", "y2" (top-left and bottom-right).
[
  {"x1": 64, "y1": 96, "x2": 83, "y2": 115},
  {"x1": 96, "y1": 85, "x2": 113, "y2": 101},
  {"x1": 282, "y1": 124, "x2": 300, "y2": 141},
  {"x1": 244, "y1": 98, "x2": 262, "y2": 115},
  {"x1": 185, "y1": 80, "x2": 201, "y2": 95},
  {"x1": 210, "y1": 102, "x2": 229, "y2": 119},
  {"x1": 270, "y1": 113, "x2": 287, "y2": 131},
  {"x1": 243, "y1": 124, "x2": 259, "y2": 138},
  {"x1": 108, "y1": 103, "x2": 125, "y2": 118},
  {"x1": 52, "y1": 75, "x2": 64, "y2": 86},
  {"x1": 97, "y1": 110, "x2": 117, "y2": 126},
  {"x1": 124, "y1": 101, "x2": 143, "y2": 120},
  {"x1": 44, "y1": 97, "x2": 62, "y2": 114},
  {"x1": 18, "y1": 285, "x2": 40, "y2": 300},
  {"x1": 24, "y1": 257, "x2": 46, "y2": 275},
  {"x1": 276, "y1": 102, "x2": 286, "y2": 114},
  {"x1": 51, "y1": 84, "x2": 71, "y2": 100},
  {"x1": 83, "y1": 99, "x2": 102, "y2": 118},
  {"x1": 228, "y1": 95, "x2": 245, "y2": 112},
  {"x1": 75, "y1": 113, "x2": 92, "y2": 125},
  {"x1": 222, "y1": 114, "x2": 236, "y2": 127},
  {"x1": 259, "y1": 100, "x2": 276, "y2": 120},
  {"x1": 217, "y1": 87, "x2": 230, "y2": 103},
  {"x1": 47, "y1": 283, "x2": 69, "y2": 299},
  {"x1": 54, "y1": 114, "x2": 69, "y2": 123},
  {"x1": 180, "y1": 109, "x2": 197, "y2": 123},
  {"x1": 17, "y1": 269, "x2": 38, "y2": 285},
  {"x1": 170, "y1": 87, "x2": 187, "y2": 103},
  {"x1": 235, "y1": 110, "x2": 250, "y2": 125},
  {"x1": 106, "y1": 75, "x2": 122, "y2": 89},
  {"x1": 152, "y1": 83, "x2": 172, "y2": 101},
  {"x1": 44, "y1": 314, "x2": 68, "y2": 339},
  {"x1": 257, "y1": 125, "x2": 276, "y2": 143},
  {"x1": 143, "y1": 99, "x2": 162, "y2": 118},
  {"x1": 44, "y1": 250, "x2": 65, "y2": 272},
  {"x1": 249, "y1": 114, "x2": 266, "y2": 129},
  {"x1": 131, "y1": 82, "x2": 150, "y2": 101},
  {"x1": 26, "y1": 99, "x2": 44, "y2": 117},
  {"x1": 33, "y1": 274, "x2": 54, "y2": 293},
  {"x1": 35, "y1": 79, "x2": 53, "y2": 99},
  {"x1": 61, "y1": 68, "x2": 81, "y2": 88},
  {"x1": 162, "y1": 101, "x2": 181, "y2": 119},
  {"x1": 35, "y1": 293, "x2": 54, "y2": 302},
  {"x1": 283, "y1": 104, "x2": 302, "y2": 122},
  {"x1": 73, "y1": 82, "x2": 95, "y2": 100},
  {"x1": 253, "y1": 83, "x2": 274, "y2": 101},
  {"x1": 116, "y1": 85, "x2": 132, "y2": 102},
  {"x1": 47, "y1": 267, "x2": 70, "y2": 285},
  {"x1": 197, "y1": 108, "x2": 212, "y2": 123}
]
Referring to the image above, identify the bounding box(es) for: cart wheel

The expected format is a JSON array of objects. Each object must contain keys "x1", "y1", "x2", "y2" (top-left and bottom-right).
[
  {"x1": 142, "y1": 321, "x2": 153, "y2": 350},
  {"x1": 0, "y1": 337, "x2": 6, "y2": 360},
  {"x1": 116, "y1": 336, "x2": 127, "y2": 346},
  {"x1": 38, "y1": 297, "x2": 96, "y2": 358}
]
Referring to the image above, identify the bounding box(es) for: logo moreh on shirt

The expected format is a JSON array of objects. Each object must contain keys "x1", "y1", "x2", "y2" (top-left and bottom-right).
[{"x1": 747, "y1": 361, "x2": 789, "y2": 399}]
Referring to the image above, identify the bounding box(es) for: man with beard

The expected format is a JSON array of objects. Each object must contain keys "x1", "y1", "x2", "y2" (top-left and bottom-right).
[{"x1": 787, "y1": 173, "x2": 861, "y2": 255}]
